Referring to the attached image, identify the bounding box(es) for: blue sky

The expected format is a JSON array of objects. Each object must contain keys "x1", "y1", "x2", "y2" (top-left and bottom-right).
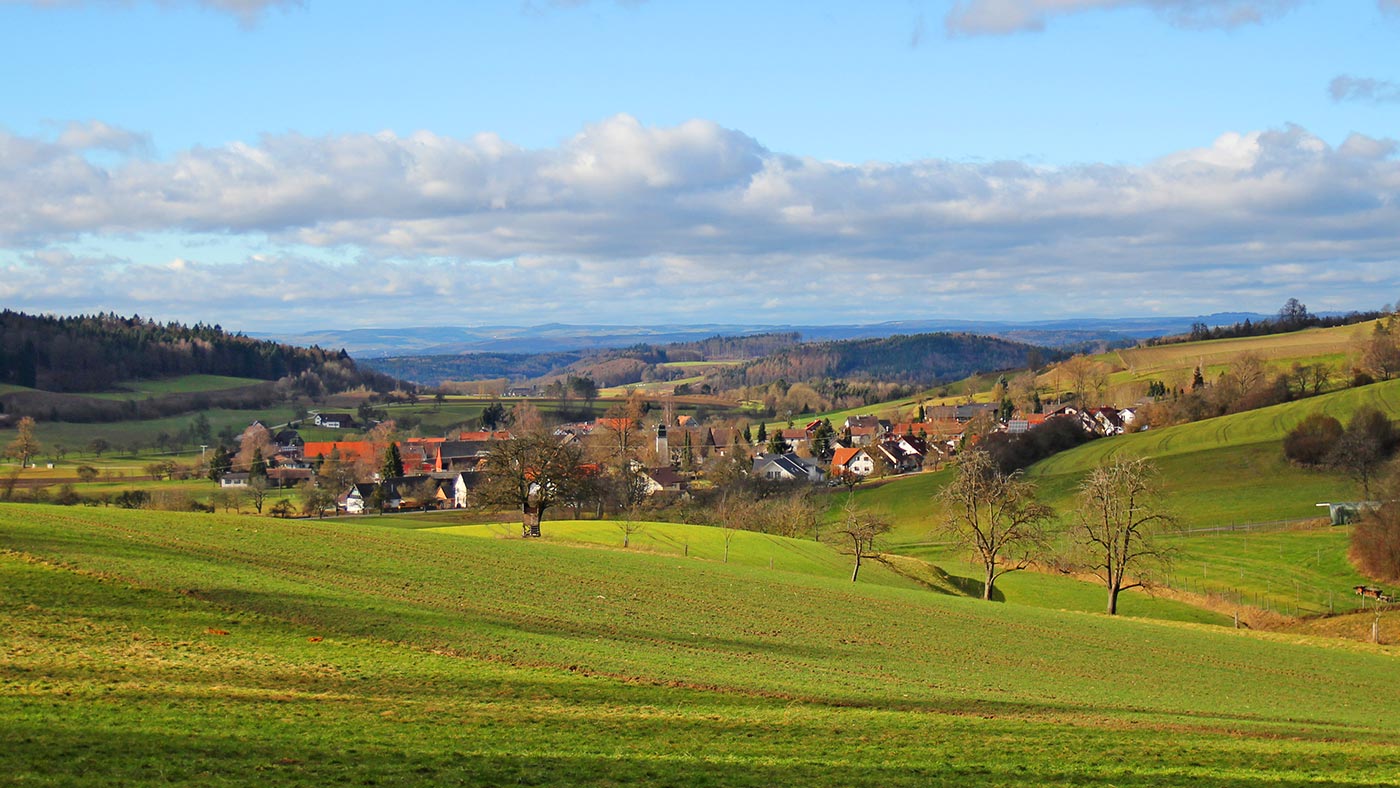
[{"x1": 2, "y1": 0, "x2": 1398, "y2": 330}]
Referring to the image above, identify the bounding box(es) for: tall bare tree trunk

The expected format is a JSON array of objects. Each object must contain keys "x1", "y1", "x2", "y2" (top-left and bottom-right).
[
  {"x1": 1107, "y1": 586, "x2": 1120, "y2": 615},
  {"x1": 984, "y1": 567, "x2": 996, "y2": 601},
  {"x1": 522, "y1": 505, "x2": 542, "y2": 538},
  {"x1": 850, "y1": 554, "x2": 861, "y2": 583}
]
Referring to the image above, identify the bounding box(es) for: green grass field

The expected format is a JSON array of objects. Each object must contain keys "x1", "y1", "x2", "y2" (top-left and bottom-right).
[
  {"x1": 1055, "y1": 321, "x2": 1376, "y2": 397},
  {"x1": 0, "y1": 406, "x2": 300, "y2": 455},
  {"x1": 3, "y1": 504, "x2": 1400, "y2": 786},
  {"x1": 436, "y1": 518, "x2": 924, "y2": 590},
  {"x1": 81, "y1": 374, "x2": 267, "y2": 401},
  {"x1": 1166, "y1": 525, "x2": 1377, "y2": 616}
]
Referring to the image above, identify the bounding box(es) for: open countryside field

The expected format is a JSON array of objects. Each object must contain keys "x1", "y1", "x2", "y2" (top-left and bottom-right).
[
  {"x1": 1166, "y1": 525, "x2": 1378, "y2": 617},
  {"x1": 82, "y1": 374, "x2": 268, "y2": 401},
  {"x1": 4, "y1": 504, "x2": 1400, "y2": 786},
  {"x1": 1110, "y1": 322, "x2": 1375, "y2": 378},
  {"x1": 1032, "y1": 377, "x2": 1400, "y2": 476},
  {"x1": 0, "y1": 406, "x2": 300, "y2": 455},
  {"x1": 1039, "y1": 321, "x2": 1379, "y2": 402},
  {"x1": 435, "y1": 518, "x2": 924, "y2": 590}
]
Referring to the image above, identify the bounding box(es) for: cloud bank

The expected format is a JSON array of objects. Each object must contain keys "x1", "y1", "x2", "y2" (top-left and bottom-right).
[{"x1": 3, "y1": 115, "x2": 1398, "y2": 328}]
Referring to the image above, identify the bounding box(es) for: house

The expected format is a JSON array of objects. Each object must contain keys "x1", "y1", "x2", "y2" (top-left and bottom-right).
[
  {"x1": 831, "y1": 447, "x2": 876, "y2": 477},
  {"x1": 505, "y1": 386, "x2": 536, "y2": 397},
  {"x1": 954, "y1": 403, "x2": 1000, "y2": 423},
  {"x1": 430, "y1": 471, "x2": 476, "y2": 509},
  {"x1": 707, "y1": 427, "x2": 741, "y2": 457},
  {"x1": 341, "y1": 483, "x2": 378, "y2": 514},
  {"x1": 877, "y1": 438, "x2": 925, "y2": 475},
  {"x1": 303, "y1": 441, "x2": 374, "y2": 467},
  {"x1": 458, "y1": 430, "x2": 513, "y2": 442},
  {"x1": 751, "y1": 453, "x2": 825, "y2": 483},
  {"x1": 438, "y1": 440, "x2": 494, "y2": 472},
  {"x1": 273, "y1": 429, "x2": 304, "y2": 455},
  {"x1": 778, "y1": 427, "x2": 809, "y2": 447},
  {"x1": 312, "y1": 413, "x2": 356, "y2": 429},
  {"x1": 340, "y1": 475, "x2": 436, "y2": 513},
  {"x1": 848, "y1": 425, "x2": 881, "y2": 446},
  {"x1": 1006, "y1": 414, "x2": 1048, "y2": 435},
  {"x1": 266, "y1": 467, "x2": 313, "y2": 489},
  {"x1": 219, "y1": 472, "x2": 250, "y2": 488},
  {"x1": 642, "y1": 466, "x2": 688, "y2": 495}
]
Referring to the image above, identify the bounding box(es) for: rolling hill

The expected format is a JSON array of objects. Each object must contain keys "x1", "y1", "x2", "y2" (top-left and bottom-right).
[{"x1": 3, "y1": 504, "x2": 1399, "y2": 786}]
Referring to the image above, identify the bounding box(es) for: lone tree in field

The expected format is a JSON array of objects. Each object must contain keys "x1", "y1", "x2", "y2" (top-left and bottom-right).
[
  {"x1": 6, "y1": 416, "x2": 40, "y2": 469},
  {"x1": 1327, "y1": 407, "x2": 1399, "y2": 498},
  {"x1": 1070, "y1": 456, "x2": 1177, "y2": 615},
  {"x1": 937, "y1": 449, "x2": 1053, "y2": 601},
  {"x1": 829, "y1": 495, "x2": 892, "y2": 582},
  {"x1": 477, "y1": 429, "x2": 585, "y2": 538}
]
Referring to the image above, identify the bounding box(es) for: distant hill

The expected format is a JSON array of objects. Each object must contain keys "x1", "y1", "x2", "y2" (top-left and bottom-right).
[
  {"x1": 722, "y1": 332, "x2": 1047, "y2": 389},
  {"x1": 366, "y1": 331, "x2": 1041, "y2": 390},
  {"x1": 366, "y1": 333, "x2": 803, "y2": 387},
  {"x1": 267, "y1": 314, "x2": 1276, "y2": 359}
]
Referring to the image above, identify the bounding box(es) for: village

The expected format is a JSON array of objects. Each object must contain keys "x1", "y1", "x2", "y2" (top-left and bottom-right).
[{"x1": 211, "y1": 399, "x2": 1140, "y2": 516}]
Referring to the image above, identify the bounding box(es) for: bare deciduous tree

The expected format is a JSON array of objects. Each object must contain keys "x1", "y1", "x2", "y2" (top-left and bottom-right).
[
  {"x1": 247, "y1": 476, "x2": 269, "y2": 514},
  {"x1": 6, "y1": 416, "x2": 40, "y2": 469},
  {"x1": 937, "y1": 449, "x2": 1053, "y2": 601},
  {"x1": 616, "y1": 506, "x2": 646, "y2": 548},
  {"x1": 1070, "y1": 456, "x2": 1176, "y2": 615},
  {"x1": 829, "y1": 496, "x2": 891, "y2": 582}
]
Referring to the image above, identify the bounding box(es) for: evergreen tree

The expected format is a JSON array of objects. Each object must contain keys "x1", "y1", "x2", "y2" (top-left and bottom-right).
[
  {"x1": 742, "y1": 424, "x2": 752, "y2": 444},
  {"x1": 382, "y1": 443, "x2": 404, "y2": 480},
  {"x1": 191, "y1": 412, "x2": 213, "y2": 445},
  {"x1": 249, "y1": 447, "x2": 267, "y2": 479},
  {"x1": 756, "y1": 423, "x2": 768, "y2": 443},
  {"x1": 767, "y1": 430, "x2": 790, "y2": 455},
  {"x1": 207, "y1": 445, "x2": 232, "y2": 481}
]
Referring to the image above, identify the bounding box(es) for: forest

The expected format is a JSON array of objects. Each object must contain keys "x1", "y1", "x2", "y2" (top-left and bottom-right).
[{"x1": 0, "y1": 311, "x2": 403, "y2": 421}]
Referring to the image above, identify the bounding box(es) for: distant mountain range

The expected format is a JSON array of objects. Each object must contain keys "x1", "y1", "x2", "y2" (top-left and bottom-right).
[{"x1": 257, "y1": 313, "x2": 1274, "y2": 359}]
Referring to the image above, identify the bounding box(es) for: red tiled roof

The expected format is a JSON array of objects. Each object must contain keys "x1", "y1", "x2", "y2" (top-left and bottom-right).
[
  {"x1": 831, "y1": 447, "x2": 862, "y2": 468},
  {"x1": 458, "y1": 430, "x2": 512, "y2": 441},
  {"x1": 302, "y1": 441, "x2": 372, "y2": 463}
]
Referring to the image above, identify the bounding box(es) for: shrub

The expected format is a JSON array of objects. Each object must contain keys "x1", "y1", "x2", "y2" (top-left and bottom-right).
[
  {"x1": 114, "y1": 489, "x2": 151, "y2": 509},
  {"x1": 53, "y1": 484, "x2": 81, "y2": 506},
  {"x1": 1351, "y1": 468, "x2": 1400, "y2": 582},
  {"x1": 1283, "y1": 413, "x2": 1343, "y2": 466}
]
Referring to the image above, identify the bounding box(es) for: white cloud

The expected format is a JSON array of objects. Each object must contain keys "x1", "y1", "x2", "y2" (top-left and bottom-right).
[
  {"x1": 1, "y1": 115, "x2": 1398, "y2": 327},
  {"x1": 944, "y1": 0, "x2": 1306, "y2": 36}
]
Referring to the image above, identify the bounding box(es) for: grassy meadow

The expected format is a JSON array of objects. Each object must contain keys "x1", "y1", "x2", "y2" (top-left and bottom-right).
[{"x1": 4, "y1": 504, "x2": 1400, "y2": 786}]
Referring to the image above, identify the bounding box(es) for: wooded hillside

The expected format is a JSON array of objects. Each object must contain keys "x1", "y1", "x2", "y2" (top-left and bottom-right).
[
  {"x1": 0, "y1": 311, "x2": 396, "y2": 394},
  {"x1": 720, "y1": 332, "x2": 1049, "y2": 388}
]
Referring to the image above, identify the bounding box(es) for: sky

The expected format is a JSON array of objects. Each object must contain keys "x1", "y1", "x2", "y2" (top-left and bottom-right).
[{"x1": 1, "y1": 0, "x2": 1398, "y2": 332}]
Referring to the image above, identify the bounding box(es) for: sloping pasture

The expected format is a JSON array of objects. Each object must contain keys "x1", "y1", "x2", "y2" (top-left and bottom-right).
[{"x1": 4, "y1": 504, "x2": 1400, "y2": 785}]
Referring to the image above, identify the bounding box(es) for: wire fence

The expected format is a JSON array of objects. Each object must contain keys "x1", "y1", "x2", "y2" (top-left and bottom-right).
[{"x1": 1162, "y1": 517, "x2": 1393, "y2": 618}]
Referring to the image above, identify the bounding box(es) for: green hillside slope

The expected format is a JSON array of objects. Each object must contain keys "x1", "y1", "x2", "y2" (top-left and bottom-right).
[
  {"x1": 4, "y1": 505, "x2": 1400, "y2": 785},
  {"x1": 1033, "y1": 378, "x2": 1400, "y2": 476}
]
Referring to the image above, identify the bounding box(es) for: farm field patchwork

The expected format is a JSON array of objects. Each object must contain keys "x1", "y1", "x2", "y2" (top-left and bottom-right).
[{"x1": 3, "y1": 504, "x2": 1400, "y2": 785}]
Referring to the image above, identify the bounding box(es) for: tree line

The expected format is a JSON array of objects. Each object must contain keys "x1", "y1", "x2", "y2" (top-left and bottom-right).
[
  {"x1": 0, "y1": 310, "x2": 396, "y2": 394},
  {"x1": 1149, "y1": 298, "x2": 1387, "y2": 347},
  {"x1": 0, "y1": 310, "x2": 404, "y2": 421}
]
